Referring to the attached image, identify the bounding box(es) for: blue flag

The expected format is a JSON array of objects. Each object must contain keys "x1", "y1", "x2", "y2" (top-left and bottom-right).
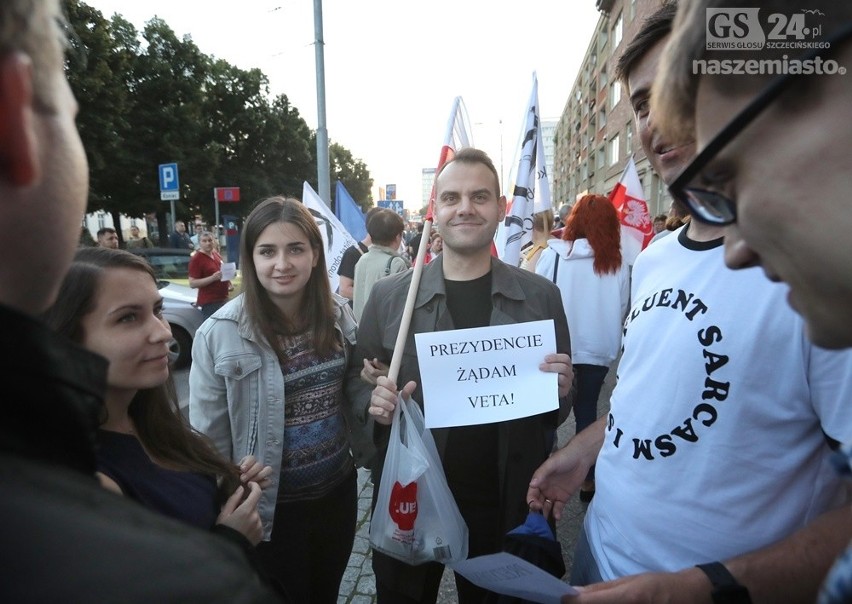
[{"x1": 335, "y1": 181, "x2": 367, "y2": 241}]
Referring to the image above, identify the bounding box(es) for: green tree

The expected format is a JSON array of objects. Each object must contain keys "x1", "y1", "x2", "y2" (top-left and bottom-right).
[
  {"x1": 330, "y1": 143, "x2": 373, "y2": 213},
  {"x1": 65, "y1": 1, "x2": 138, "y2": 233},
  {"x1": 66, "y1": 1, "x2": 373, "y2": 230}
]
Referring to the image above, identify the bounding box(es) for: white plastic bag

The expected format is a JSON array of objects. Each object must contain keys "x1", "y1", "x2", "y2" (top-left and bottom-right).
[{"x1": 369, "y1": 393, "x2": 469, "y2": 566}]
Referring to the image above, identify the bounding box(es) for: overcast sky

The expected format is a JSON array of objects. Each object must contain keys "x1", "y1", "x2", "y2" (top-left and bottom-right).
[{"x1": 84, "y1": 0, "x2": 602, "y2": 209}]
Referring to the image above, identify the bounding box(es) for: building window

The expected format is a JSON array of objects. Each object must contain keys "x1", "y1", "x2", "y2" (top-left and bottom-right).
[
  {"x1": 613, "y1": 11, "x2": 623, "y2": 48},
  {"x1": 609, "y1": 134, "x2": 621, "y2": 166},
  {"x1": 597, "y1": 146, "x2": 606, "y2": 169},
  {"x1": 629, "y1": 0, "x2": 637, "y2": 20},
  {"x1": 599, "y1": 108, "x2": 607, "y2": 128},
  {"x1": 610, "y1": 81, "x2": 621, "y2": 108},
  {"x1": 626, "y1": 123, "x2": 633, "y2": 154}
]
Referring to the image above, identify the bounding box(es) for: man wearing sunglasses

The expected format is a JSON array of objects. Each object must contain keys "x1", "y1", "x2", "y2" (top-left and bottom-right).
[
  {"x1": 527, "y1": 2, "x2": 852, "y2": 603},
  {"x1": 653, "y1": 2, "x2": 852, "y2": 602}
]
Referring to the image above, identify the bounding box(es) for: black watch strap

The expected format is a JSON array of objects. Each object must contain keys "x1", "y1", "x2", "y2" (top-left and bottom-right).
[{"x1": 696, "y1": 562, "x2": 752, "y2": 604}]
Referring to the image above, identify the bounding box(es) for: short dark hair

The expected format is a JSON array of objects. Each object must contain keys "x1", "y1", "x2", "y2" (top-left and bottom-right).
[
  {"x1": 614, "y1": 0, "x2": 678, "y2": 86},
  {"x1": 96, "y1": 227, "x2": 116, "y2": 237},
  {"x1": 435, "y1": 147, "x2": 501, "y2": 197},
  {"x1": 364, "y1": 206, "x2": 383, "y2": 231},
  {"x1": 367, "y1": 208, "x2": 405, "y2": 247}
]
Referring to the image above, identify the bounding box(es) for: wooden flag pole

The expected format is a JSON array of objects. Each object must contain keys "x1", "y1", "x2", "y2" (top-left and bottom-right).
[{"x1": 387, "y1": 218, "x2": 433, "y2": 384}]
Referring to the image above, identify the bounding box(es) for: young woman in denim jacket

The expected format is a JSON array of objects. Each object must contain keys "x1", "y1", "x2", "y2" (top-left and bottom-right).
[{"x1": 190, "y1": 197, "x2": 360, "y2": 603}]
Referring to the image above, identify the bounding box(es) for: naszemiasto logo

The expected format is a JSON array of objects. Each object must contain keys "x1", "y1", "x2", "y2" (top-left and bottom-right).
[{"x1": 706, "y1": 8, "x2": 828, "y2": 50}]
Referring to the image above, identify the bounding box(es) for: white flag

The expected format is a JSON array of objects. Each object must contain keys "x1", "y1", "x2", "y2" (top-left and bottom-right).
[
  {"x1": 301, "y1": 181, "x2": 357, "y2": 294},
  {"x1": 496, "y1": 73, "x2": 552, "y2": 267}
]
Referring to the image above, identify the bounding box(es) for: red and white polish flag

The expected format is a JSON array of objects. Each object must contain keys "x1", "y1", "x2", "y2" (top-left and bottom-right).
[{"x1": 609, "y1": 157, "x2": 653, "y2": 265}]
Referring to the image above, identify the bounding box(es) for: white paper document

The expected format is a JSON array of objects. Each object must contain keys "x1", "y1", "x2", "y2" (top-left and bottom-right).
[
  {"x1": 452, "y1": 552, "x2": 578, "y2": 603},
  {"x1": 414, "y1": 320, "x2": 558, "y2": 429},
  {"x1": 220, "y1": 262, "x2": 236, "y2": 281}
]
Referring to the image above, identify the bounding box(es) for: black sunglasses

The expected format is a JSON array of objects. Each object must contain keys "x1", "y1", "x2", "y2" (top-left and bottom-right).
[{"x1": 668, "y1": 21, "x2": 852, "y2": 226}]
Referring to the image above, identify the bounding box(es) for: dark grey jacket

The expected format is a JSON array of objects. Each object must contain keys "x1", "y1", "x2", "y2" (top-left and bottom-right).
[{"x1": 345, "y1": 255, "x2": 573, "y2": 522}]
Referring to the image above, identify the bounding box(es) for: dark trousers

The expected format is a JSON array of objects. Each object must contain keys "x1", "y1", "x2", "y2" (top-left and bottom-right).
[
  {"x1": 200, "y1": 300, "x2": 226, "y2": 319},
  {"x1": 373, "y1": 497, "x2": 502, "y2": 604},
  {"x1": 256, "y1": 469, "x2": 357, "y2": 603},
  {"x1": 573, "y1": 364, "x2": 610, "y2": 481}
]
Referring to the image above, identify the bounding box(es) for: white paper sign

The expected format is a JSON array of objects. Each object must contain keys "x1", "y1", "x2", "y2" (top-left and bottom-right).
[
  {"x1": 452, "y1": 552, "x2": 578, "y2": 603},
  {"x1": 414, "y1": 320, "x2": 558, "y2": 429},
  {"x1": 220, "y1": 262, "x2": 236, "y2": 281}
]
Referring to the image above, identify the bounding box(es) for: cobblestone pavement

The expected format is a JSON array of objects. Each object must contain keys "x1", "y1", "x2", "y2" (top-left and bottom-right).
[{"x1": 336, "y1": 363, "x2": 617, "y2": 603}]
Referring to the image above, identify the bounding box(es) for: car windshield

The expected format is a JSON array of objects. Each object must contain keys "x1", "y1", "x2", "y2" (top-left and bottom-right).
[{"x1": 145, "y1": 252, "x2": 191, "y2": 280}]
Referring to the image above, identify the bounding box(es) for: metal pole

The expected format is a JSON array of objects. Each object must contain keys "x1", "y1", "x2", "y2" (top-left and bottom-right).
[
  {"x1": 499, "y1": 119, "x2": 504, "y2": 193},
  {"x1": 213, "y1": 188, "x2": 220, "y2": 244},
  {"x1": 313, "y1": 0, "x2": 330, "y2": 206},
  {"x1": 170, "y1": 199, "x2": 176, "y2": 233}
]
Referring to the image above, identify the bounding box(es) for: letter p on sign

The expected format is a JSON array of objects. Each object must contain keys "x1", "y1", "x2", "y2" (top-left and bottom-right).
[{"x1": 159, "y1": 163, "x2": 180, "y2": 201}]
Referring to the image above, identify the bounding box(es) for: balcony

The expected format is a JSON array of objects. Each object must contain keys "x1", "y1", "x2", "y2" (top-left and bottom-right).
[{"x1": 596, "y1": 0, "x2": 615, "y2": 14}]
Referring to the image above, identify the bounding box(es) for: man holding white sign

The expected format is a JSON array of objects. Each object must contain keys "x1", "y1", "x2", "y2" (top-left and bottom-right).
[{"x1": 345, "y1": 148, "x2": 574, "y2": 603}]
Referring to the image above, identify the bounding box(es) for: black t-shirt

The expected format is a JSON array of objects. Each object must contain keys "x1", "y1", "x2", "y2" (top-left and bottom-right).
[
  {"x1": 407, "y1": 234, "x2": 422, "y2": 257},
  {"x1": 337, "y1": 241, "x2": 369, "y2": 279},
  {"x1": 443, "y1": 272, "x2": 499, "y2": 506}
]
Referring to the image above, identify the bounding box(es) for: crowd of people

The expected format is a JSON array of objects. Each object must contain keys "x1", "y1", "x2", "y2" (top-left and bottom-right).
[{"x1": 5, "y1": 0, "x2": 852, "y2": 603}]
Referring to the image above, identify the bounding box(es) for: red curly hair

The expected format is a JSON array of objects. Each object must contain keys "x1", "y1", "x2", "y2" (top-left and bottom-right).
[{"x1": 562, "y1": 194, "x2": 622, "y2": 275}]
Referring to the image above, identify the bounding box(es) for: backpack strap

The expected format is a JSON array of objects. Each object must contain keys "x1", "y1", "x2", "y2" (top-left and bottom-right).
[{"x1": 385, "y1": 255, "x2": 395, "y2": 276}]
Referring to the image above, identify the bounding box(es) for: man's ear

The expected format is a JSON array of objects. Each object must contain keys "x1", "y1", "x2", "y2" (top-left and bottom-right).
[
  {"x1": 0, "y1": 52, "x2": 39, "y2": 187},
  {"x1": 497, "y1": 195, "x2": 507, "y2": 221}
]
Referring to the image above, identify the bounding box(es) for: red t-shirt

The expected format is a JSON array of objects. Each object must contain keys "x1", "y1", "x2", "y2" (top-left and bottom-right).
[{"x1": 188, "y1": 251, "x2": 230, "y2": 306}]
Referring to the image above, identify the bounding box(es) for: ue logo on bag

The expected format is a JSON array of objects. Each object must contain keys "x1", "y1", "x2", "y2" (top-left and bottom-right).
[{"x1": 389, "y1": 481, "x2": 418, "y2": 530}]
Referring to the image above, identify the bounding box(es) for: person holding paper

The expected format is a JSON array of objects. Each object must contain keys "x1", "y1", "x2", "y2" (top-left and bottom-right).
[
  {"x1": 346, "y1": 147, "x2": 575, "y2": 603},
  {"x1": 527, "y1": 3, "x2": 852, "y2": 603},
  {"x1": 189, "y1": 231, "x2": 232, "y2": 319}
]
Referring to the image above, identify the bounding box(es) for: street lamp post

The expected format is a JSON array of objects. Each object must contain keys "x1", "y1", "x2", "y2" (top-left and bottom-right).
[
  {"x1": 499, "y1": 119, "x2": 504, "y2": 193},
  {"x1": 313, "y1": 0, "x2": 330, "y2": 206}
]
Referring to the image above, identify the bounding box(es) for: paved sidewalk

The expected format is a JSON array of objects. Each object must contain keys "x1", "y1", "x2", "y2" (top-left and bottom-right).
[{"x1": 337, "y1": 363, "x2": 616, "y2": 603}]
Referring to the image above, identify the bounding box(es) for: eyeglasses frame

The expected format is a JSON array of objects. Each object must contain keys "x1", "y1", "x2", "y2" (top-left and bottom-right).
[{"x1": 668, "y1": 21, "x2": 852, "y2": 225}]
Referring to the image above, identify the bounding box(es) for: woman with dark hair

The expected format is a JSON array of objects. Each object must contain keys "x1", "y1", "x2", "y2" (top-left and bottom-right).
[
  {"x1": 535, "y1": 194, "x2": 630, "y2": 502},
  {"x1": 42, "y1": 247, "x2": 269, "y2": 543},
  {"x1": 189, "y1": 196, "x2": 361, "y2": 602}
]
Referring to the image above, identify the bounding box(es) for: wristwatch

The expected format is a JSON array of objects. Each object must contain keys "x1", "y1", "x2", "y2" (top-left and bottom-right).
[{"x1": 695, "y1": 562, "x2": 752, "y2": 604}]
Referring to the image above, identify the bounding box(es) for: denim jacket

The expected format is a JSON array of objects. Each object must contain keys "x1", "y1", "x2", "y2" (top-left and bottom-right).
[{"x1": 189, "y1": 293, "x2": 358, "y2": 540}]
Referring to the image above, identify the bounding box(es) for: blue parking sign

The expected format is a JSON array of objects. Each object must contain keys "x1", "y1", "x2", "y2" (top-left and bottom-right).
[{"x1": 159, "y1": 163, "x2": 179, "y2": 200}]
